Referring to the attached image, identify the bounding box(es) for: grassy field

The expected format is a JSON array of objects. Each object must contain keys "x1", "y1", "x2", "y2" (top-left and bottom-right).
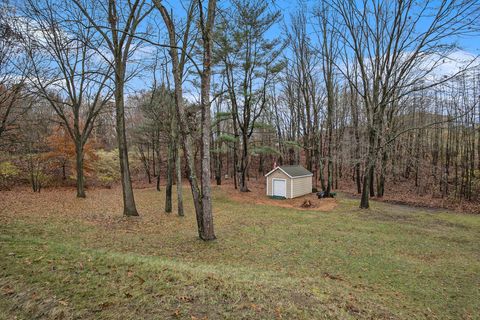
[{"x1": 0, "y1": 185, "x2": 479, "y2": 319}]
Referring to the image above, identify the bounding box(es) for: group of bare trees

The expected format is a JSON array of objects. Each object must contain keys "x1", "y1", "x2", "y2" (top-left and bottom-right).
[
  {"x1": 1, "y1": 0, "x2": 219, "y2": 240},
  {"x1": 1, "y1": 0, "x2": 480, "y2": 241}
]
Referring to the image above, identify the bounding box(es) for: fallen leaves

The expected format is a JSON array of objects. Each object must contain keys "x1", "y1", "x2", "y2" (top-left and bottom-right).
[
  {"x1": 177, "y1": 295, "x2": 194, "y2": 302},
  {"x1": 1, "y1": 285, "x2": 15, "y2": 296},
  {"x1": 323, "y1": 272, "x2": 344, "y2": 281},
  {"x1": 224, "y1": 183, "x2": 337, "y2": 212}
]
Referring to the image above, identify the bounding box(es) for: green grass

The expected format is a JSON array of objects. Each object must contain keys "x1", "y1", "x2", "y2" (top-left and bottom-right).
[{"x1": 0, "y1": 186, "x2": 479, "y2": 319}]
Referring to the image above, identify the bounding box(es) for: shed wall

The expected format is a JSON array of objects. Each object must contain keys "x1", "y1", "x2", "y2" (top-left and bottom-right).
[
  {"x1": 266, "y1": 170, "x2": 291, "y2": 198},
  {"x1": 291, "y1": 176, "x2": 312, "y2": 198}
]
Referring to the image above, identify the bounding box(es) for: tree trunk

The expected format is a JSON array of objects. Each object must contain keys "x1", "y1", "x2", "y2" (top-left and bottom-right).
[
  {"x1": 176, "y1": 143, "x2": 184, "y2": 216},
  {"x1": 115, "y1": 71, "x2": 138, "y2": 216},
  {"x1": 156, "y1": 143, "x2": 161, "y2": 191},
  {"x1": 215, "y1": 102, "x2": 222, "y2": 186},
  {"x1": 75, "y1": 142, "x2": 86, "y2": 198},
  {"x1": 155, "y1": 0, "x2": 215, "y2": 240},
  {"x1": 360, "y1": 168, "x2": 370, "y2": 208},
  {"x1": 198, "y1": 0, "x2": 216, "y2": 240},
  {"x1": 377, "y1": 150, "x2": 387, "y2": 198},
  {"x1": 360, "y1": 126, "x2": 377, "y2": 209},
  {"x1": 238, "y1": 133, "x2": 249, "y2": 192},
  {"x1": 215, "y1": 154, "x2": 222, "y2": 185},
  {"x1": 165, "y1": 138, "x2": 174, "y2": 213},
  {"x1": 369, "y1": 161, "x2": 375, "y2": 197},
  {"x1": 326, "y1": 126, "x2": 333, "y2": 195}
]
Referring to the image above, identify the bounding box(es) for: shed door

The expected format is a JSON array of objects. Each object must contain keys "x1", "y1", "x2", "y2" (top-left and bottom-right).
[{"x1": 272, "y1": 179, "x2": 286, "y2": 197}]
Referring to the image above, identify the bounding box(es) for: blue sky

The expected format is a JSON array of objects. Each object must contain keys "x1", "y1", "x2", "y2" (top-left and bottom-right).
[
  {"x1": 125, "y1": 0, "x2": 480, "y2": 97},
  {"x1": 14, "y1": 0, "x2": 477, "y2": 96}
]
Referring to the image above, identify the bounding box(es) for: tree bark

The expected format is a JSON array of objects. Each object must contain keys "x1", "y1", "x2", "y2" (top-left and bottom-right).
[
  {"x1": 75, "y1": 142, "x2": 86, "y2": 198},
  {"x1": 165, "y1": 137, "x2": 174, "y2": 213},
  {"x1": 198, "y1": 0, "x2": 216, "y2": 240},
  {"x1": 176, "y1": 144, "x2": 184, "y2": 216},
  {"x1": 115, "y1": 70, "x2": 138, "y2": 216}
]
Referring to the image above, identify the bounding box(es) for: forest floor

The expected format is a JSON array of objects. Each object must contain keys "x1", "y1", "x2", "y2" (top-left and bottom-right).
[
  {"x1": 224, "y1": 182, "x2": 338, "y2": 211},
  {"x1": 0, "y1": 185, "x2": 479, "y2": 319},
  {"x1": 337, "y1": 180, "x2": 480, "y2": 214}
]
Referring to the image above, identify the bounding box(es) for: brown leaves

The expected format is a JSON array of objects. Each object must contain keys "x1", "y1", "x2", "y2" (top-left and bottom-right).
[
  {"x1": 135, "y1": 275, "x2": 145, "y2": 285},
  {"x1": 225, "y1": 183, "x2": 337, "y2": 212},
  {"x1": 1, "y1": 284, "x2": 15, "y2": 296},
  {"x1": 58, "y1": 300, "x2": 69, "y2": 306},
  {"x1": 323, "y1": 272, "x2": 344, "y2": 281},
  {"x1": 177, "y1": 295, "x2": 194, "y2": 302}
]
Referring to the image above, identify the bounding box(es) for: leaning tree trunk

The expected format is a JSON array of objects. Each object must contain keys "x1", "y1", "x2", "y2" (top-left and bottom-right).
[
  {"x1": 115, "y1": 70, "x2": 138, "y2": 216},
  {"x1": 169, "y1": 34, "x2": 209, "y2": 239},
  {"x1": 155, "y1": 0, "x2": 215, "y2": 240}
]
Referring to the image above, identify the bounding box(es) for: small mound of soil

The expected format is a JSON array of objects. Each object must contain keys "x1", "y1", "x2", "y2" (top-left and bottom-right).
[{"x1": 300, "y1": 200, "x2": 314, "y2": 208}]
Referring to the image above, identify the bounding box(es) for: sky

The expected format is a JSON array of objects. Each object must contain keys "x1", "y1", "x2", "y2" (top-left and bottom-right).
[
  {"x1": 6, "y1": 0, "x2": 480, "y2": 99},
  {"x1": 127, "y1": 0, "x2": 480, "y2": 95}
]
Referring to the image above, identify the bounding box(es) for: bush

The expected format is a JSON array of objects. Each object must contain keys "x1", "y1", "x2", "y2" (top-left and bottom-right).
[
  {"x1": 0, "y1": 161, "x2": 20, "y2": 189},
  {"x1": 93, "y1": 149, "x2": 121, "y2": 187}
]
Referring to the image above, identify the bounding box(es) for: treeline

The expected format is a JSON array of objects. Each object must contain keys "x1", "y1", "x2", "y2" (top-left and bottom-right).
[{"x1": 1, "y1": 0, "x2": 480, "y2": 240}]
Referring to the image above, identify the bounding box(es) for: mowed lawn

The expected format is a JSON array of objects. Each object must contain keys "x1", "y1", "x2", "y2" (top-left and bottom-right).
[{"x1": 0, "y1": 186, "x2": 479, "y2": 319}]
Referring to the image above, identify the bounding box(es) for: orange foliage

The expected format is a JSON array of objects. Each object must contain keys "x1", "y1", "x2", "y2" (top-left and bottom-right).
[{"x1": 45, "y1": 125, "x2": 98, "y2": 180}]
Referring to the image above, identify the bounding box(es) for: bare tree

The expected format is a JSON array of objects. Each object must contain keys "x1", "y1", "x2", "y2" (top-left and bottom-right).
[
  {"x1": 25, "y1": 0, "x2": 113, "y2": 198},
  {"x1": 285, "y1": 8, "x2": 322, "y2": 179},
  {"x1": 154, "y1": 0, "x2": 216, "y2": 240},
  {"x1": 72, "y1": 0, "x2": 153, "y2": 215},
  {"x1": 315, "y1": 2, "x2": 341, "y2": 196},
  {"x1": 218, "y1": 0, "x2": 283, "y2": 192},
  {"x1": 332, "y1": 0, "x2": 480, "y2": 208},
  {"x1": 0, "y1": 3, "x2": 32, "y2": 145}
]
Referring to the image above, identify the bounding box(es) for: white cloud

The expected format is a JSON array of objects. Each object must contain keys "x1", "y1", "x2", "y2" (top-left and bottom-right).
[{"x1": 424, "y1": 50, "x2": 479, "y2": 82}]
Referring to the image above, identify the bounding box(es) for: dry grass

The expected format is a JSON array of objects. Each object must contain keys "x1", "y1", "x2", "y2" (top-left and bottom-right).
[{"x1": 0, "y1": 184, "x2": 479, "y2": 319}]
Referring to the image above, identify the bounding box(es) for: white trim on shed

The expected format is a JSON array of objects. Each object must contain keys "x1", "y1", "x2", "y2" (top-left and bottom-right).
[{"x1": 271, "y1": 178, "x2": 287, "y2": 198}]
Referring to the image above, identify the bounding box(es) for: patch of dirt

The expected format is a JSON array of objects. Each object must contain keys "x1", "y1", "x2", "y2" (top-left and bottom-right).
[{"x1": 219, "y1": 181, "x2": 337, "y2": 212}]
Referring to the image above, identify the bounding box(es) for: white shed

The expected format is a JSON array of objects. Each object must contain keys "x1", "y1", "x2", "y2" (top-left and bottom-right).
[{"x1": 265, "y1": 165, "x2": 313, "y2": 199}]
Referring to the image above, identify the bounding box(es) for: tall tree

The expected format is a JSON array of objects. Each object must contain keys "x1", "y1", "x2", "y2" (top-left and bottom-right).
[
  {"x1": 197, "y1": 0, "x2": 216, "y2": 237},
  {"x1": 72, "y1": 0, "x2": 153, "y2": 214},
  {"x1": 154, "y1": 0, "x2": 216, "y2": 240},
  {"x1": 0, "y1": 3, "x2": 32, "y2": 145},
  {"x1": 218, "y1": 0, "x2": 283, "y2": 192},
  {"x1": 333, "y1": 0, "x2": 480, "y2": 208},
  {"x1": 315, "y1": 2, "x2": 341, "y2": 196},
  {"x1": 285, "y1": 8, "x2": 321, "y2": 177},
  {"x1": 25, "y1": 0, "x2": 113, "y2": 198}
]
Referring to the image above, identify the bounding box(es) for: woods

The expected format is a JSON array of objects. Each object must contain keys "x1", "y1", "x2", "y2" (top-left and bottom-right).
[
  {"x1": 1, "y1": 0, "x2": 480, "y2": 237},
  {"x1": 2, "y1": 1, "x2": 480, "y2": 318}
]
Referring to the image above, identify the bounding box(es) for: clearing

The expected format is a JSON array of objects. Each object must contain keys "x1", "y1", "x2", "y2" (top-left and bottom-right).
[{"x1": 0, "y1": 185, "x2": 479, "y2": 319}]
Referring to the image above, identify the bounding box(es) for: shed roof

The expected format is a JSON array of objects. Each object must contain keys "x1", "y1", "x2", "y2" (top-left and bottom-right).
[{"x1": 265, "y1": 165, "x2": 313, "y2": 178}]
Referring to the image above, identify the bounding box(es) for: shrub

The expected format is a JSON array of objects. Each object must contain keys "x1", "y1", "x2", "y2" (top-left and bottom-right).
[
  {"x1": 93, "y1": 149, "x2": 121, "y2": 187},
  {"x1": 0, "y1": 161, "x2": 20, "y2": 189}
]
